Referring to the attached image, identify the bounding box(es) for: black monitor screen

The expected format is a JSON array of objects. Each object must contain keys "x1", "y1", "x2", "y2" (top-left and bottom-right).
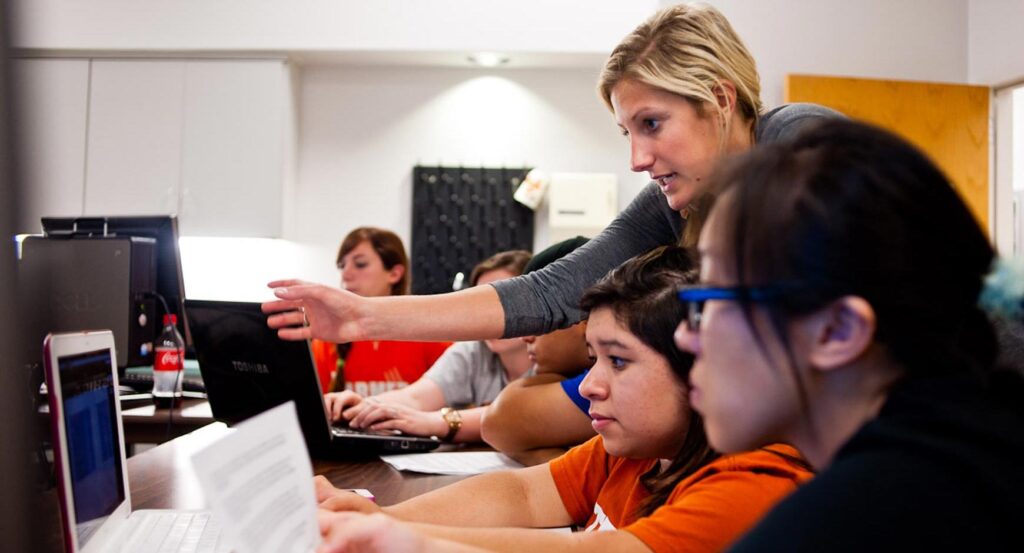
[{"x1": 58, "y1": 348, "x2": 125, "y2": 546}]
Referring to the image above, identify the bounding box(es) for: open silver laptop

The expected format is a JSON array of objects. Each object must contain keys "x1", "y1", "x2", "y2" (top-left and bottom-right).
[{"x1": 43, "y1": 330, "x2": 226, "y2": 553}]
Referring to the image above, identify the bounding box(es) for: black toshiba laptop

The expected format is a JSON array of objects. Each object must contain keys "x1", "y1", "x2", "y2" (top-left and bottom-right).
[{"x1": 184, "y1": 299, "x2": 440, "y2": 457}]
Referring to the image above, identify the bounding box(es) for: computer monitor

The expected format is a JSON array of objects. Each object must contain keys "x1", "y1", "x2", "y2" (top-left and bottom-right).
[{"x1": 39, "y1": 216, "x2": 191, "y2": 348}]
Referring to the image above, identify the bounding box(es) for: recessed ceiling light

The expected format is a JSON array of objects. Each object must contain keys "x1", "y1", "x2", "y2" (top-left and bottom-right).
[{"x1": 468, "y1": 52, "x2": 509, "y2": 67}]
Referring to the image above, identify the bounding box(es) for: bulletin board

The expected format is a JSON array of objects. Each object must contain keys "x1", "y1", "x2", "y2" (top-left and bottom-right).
[{"x1": 410, "y1": 166, "x2": 534, "y2": 295}]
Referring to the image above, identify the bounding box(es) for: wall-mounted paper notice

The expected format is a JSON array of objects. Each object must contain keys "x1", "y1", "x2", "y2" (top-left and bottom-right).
[{"x1": 191, "y1": 402, "x2": 319, "y2": 553}]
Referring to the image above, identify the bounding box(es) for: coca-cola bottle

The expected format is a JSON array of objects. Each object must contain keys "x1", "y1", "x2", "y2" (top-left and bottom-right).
[{"x1": 152, "y1": 314, "x2": 184, "y2": 407}]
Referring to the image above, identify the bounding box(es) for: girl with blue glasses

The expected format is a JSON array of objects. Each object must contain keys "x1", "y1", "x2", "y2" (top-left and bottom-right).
[{"x1": 674, "y1": 119, "x2": 1024, "y2": 551}]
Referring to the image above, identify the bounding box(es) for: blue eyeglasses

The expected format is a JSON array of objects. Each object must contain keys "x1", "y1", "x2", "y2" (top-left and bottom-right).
[{"x1": 677, "y1": 285, "x2": 789, "y2": 331}]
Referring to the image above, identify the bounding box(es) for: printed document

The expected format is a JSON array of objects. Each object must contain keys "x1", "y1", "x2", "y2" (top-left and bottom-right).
[
  {"x1": 381, "y1": 451, "x2": 524, "y2": 475},
  {"x1": 191, "y1": 402, "x2": 319, "y2": 553}
]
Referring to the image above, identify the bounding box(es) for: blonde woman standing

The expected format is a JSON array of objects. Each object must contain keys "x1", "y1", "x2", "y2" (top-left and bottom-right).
[{"x1": 264, "y1": 4, "x2": 840, "y2": 350}]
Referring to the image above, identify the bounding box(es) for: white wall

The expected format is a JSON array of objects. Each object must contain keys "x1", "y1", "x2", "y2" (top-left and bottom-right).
[
  {"x1": 179, "y1": 237, "x2": 327, "y2": 301},
  {"x1": 967, "y1": 0, "x2": 1024, "y2": 255},
  {"x1": 290, "y1": 65, "x2": 650, "y2": 286},
  {"x1": 694, "y1": 0, "x2": 969, "y2": 108},
  {"x1": 968, "y1": 0, "x2": 1024, "y2": 86},
  {"x1": 993, "y1": 85, "x2": 1023, "y2": 255},
  {"x1": 12, "y1": 0, "x2": 654, "y2": 55},
  {"x1": 1016, "y1": 88, "x2": 1024, "y2": 190},
  {"x1": 286, "y1": 1, "x2": 973, "y2": 287},
  {"x1": 13, "y1": 0, "x2": 989, "y2": 297}
]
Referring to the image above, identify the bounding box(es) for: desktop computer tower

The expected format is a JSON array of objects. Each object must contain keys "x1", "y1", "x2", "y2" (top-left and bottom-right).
[{"x1": 17, "y1": 235, "x2": 158, "y2": 369}]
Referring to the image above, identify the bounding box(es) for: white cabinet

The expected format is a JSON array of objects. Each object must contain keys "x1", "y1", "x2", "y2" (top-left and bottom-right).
[
  {"x1": 179, "y1": 61, "x2": 286, "y2": 237},
  {"x1": 547, "y1": 172, "x2": 618, "y2": 243},
  {"x1": 15, "y1": 57, "x2": 290, "y2": 237},
  {"x1": 85, "y1": 60, "x2": 185, "y2": 217},
  {"x1": 12, "y1": 58, "x2": 90, "y2": 233}
]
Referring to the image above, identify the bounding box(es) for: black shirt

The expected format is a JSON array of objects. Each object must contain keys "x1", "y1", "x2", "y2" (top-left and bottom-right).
[{"x1": 730, "y1": 369, "x2": 1024, "y2": 552}]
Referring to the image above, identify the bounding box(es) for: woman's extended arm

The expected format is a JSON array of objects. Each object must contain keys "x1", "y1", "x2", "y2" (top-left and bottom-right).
[
  {"x1": 348, "y1": 404, "x2": 487, "y2": 442},
  {"x1": 323, "y1": 377, "x2": 446, "y2": 424},
  {"x1": 316, "y1": 512, "x2": 649, "y2": 553},
  {"x1": 317, "y1": 511, "x2": 488, "y2": 553},
  {"x1": 263, "y1": 280, "x2": 506, "y2": 343},
  {"x1": 481, "y1": 376, "x2": 595, "y2": 465},
  {"x1": 409, "y1": 522, "x2": 650, "y2": 553},
  {"x1": 316, "y1": 512, "x2": 650, "y2": 553},
  {"x1": 264, "y1": 184, "x2": 682, "y2": 343},
  {"x1": 491, "y1": 184, "x2": 682, "y2": 337},
  {"x1": 380, "y1": 377, "x2": 446, "y2": 409},
  {"x1": 318, "y1": 464, "x2": 573, "y2": 529},
  {"x1": 387, "y1": 464, "x2": 570, "y2": 527}
]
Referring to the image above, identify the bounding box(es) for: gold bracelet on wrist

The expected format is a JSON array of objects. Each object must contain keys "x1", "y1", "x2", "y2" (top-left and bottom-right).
[{"x1": 439, "y1": 406, "x2": 462, "y2": 442}]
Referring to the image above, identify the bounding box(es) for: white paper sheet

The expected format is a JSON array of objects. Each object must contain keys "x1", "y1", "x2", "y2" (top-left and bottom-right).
[
  {"x1": 191, "y1": 402, "x2": 319, "y2": 553},
  {"x1": 380, "y1": 451, "x2": 524, "y2": 475}
]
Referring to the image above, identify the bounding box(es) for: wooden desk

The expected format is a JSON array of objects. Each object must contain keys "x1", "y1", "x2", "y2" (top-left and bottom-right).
[
  {"x1": 128, "y1": 423, "x2": 471, "y2": 510},
  {"x1": 313, "y1": 456, "x2": 469, "y2": 506},
  {"x1": 120, "y1": 398, "x2": 214, "y2": 445},
  {"x1": 37, "y1": 397, "x2": 216, "y2": 447}
]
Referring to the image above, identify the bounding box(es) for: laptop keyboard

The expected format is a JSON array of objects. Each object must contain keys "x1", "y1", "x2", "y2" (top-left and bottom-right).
[
  {"x1": 124, "y1": 511, "x2": 227, "y2": 553},
  {"x1": 332, "y1": 425, "x2": 403, "y2": 437}
]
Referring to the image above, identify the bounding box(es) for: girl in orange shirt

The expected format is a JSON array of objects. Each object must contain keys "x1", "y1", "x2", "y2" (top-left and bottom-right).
[
  {"x1": 312, "y1": 227, "x2": 450, "y2": 394},
  {"x1": 314, "y1": 246, "x2": 811, "y2": 553}
]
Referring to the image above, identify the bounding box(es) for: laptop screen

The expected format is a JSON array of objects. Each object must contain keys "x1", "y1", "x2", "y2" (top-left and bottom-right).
[{"x1": 58, "y1": 348, "x2": 125, "y2": 547}]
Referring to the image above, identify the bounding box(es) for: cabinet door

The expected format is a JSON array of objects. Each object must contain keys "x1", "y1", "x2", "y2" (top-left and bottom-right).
[
  {"x1": 179, "y1": 60, "x2": 286, "y2": 237},
  {"x1": 84, "y1": 60, "x2": 185, "y2": 217},
  {"x1": 12, "y1": 58, "x2": 90, "y2": 233}
]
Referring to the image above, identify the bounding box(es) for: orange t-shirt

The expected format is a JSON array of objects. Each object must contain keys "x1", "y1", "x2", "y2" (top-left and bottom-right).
[
  {"x1": 311, "y1": 339, "x2": 451, "y2": 395},
  {"x1": 549, "y1": 435, "x2": 812, "y2": 553}
]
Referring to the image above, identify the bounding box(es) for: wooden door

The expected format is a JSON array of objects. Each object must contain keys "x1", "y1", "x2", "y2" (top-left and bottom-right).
[{"x1": 786, "y1": 74, "x2": 990, "y2": 232}]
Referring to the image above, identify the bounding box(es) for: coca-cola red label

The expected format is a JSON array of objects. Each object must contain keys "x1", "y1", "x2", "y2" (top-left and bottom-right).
[{"x1": 155, "y1": 348, "x2": 183, "y2": 371}]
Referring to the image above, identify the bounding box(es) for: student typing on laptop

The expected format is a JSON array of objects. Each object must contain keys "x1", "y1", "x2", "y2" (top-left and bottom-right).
[
  {"x1": 324, "y1": 250, "x2": 532, "y2": 443},
  {"x1": 479, "y1": 238, "x2": 596, "y2": 465},
  {"x1": 186, "y1": 298, "x2": 443, "y2": 455},
  {"x1": 316, "y1": 248, "x2": 811, "y2": 553},
  {"x1": 312, "y1": 227, "x2": 451, "y2": 395}
]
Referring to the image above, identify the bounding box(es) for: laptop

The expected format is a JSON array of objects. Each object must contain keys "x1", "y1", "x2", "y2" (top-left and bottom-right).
[
  {"x1": 184, "y1": 299, "x2": 440, "y2": 457},
  {"x1": 43, "y1": 330, "x2": 226, "y2": 553}
]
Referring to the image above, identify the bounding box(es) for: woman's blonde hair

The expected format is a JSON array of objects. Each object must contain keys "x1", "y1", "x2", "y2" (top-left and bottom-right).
[{"x1": 598, "y1": 3, "x2": 762, "y2": 142}]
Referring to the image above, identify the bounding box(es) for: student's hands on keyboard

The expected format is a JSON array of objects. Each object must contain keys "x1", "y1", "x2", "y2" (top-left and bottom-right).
[
  {"x1": 324, "y1": 390, "x2": 365, "y2": 422},
  {"x1": 345, "y1": 399, "x2": 447, "y2": 438}
]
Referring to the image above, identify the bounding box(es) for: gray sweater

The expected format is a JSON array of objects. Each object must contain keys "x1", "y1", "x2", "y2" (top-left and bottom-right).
[{"x1": 492, "y1": 103, "x2": 842, "y2": 337}]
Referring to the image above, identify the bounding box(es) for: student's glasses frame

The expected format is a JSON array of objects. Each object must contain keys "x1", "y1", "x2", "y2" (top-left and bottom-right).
[{"x1": 676, "y1": 285, "x2": 789, "y2": 332}]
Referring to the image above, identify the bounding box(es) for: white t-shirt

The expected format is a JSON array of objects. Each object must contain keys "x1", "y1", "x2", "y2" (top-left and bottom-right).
[{"x1": 422, "y1": 341, "x2": 508, "y2": 407}]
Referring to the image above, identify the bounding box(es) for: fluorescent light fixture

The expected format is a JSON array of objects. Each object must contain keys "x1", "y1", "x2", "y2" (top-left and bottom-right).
[{"x1": 468, "y1": 52, "x2": 509, "y2": 67}]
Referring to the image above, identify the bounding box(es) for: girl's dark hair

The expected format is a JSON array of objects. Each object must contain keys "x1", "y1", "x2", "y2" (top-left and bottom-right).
[
  {"x1": 337, "y1": 227, "x2": 411, "y2": 296},
  {"x1": 332, "y1": 227, "x2": 410, "y2": 391},
  {"x1": 469, "y1": 249, "x2": 532, "y2": 286},
  {"x1": 708, "y1": 119, "x2": 997, "y2": 384},
  {"x1": 579, "y1": 245, "x2": 718, "y2": 518}
]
